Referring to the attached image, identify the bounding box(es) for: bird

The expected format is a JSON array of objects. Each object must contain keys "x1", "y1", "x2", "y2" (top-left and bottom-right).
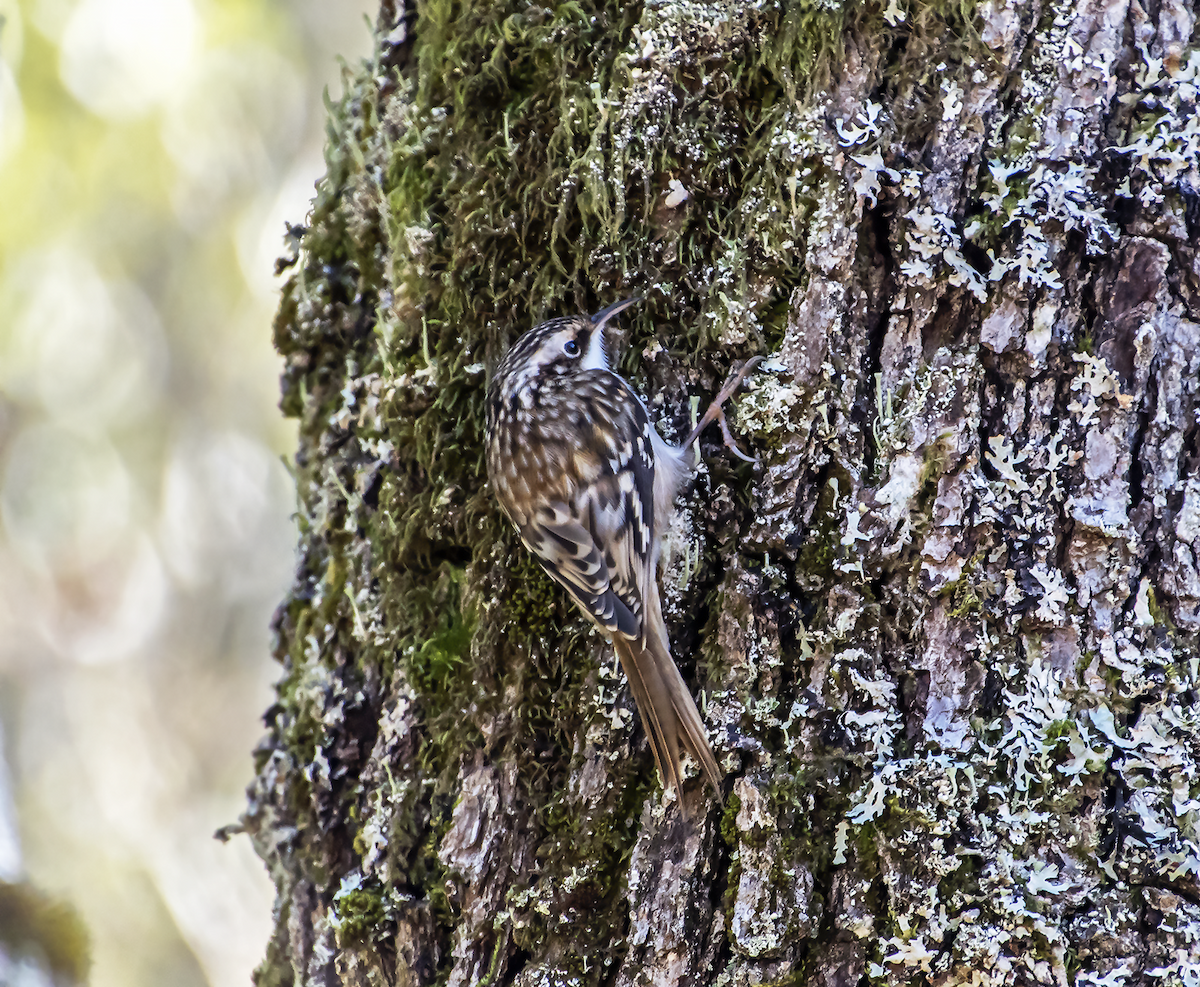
[{"x1": 485, "y1": 297, "x2": 762, "y2": 799}]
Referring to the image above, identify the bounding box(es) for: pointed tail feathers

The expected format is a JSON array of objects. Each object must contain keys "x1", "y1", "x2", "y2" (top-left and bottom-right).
[{"x1": 612, "y1": 634, "x2": 723, "y2": 795}]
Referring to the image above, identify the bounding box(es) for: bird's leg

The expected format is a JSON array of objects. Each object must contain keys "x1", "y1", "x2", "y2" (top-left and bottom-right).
[{"x1": 683, "y1": 356, "x2": 765, "y2": 462}]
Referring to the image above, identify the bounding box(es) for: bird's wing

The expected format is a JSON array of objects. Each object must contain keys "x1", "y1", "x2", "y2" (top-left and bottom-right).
[
  {"x1": 518, "y1": 373, "x2": 656, "y2": 642},
  {"x1": 515, "y1": 373, "x2": 722, "y2": 796}
]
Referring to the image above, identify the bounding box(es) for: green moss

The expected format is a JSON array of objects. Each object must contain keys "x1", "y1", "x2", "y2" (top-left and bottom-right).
[
  {"x1": 502, "y1": 766, "x2": 650, "y2": 967},
  {"x1": 1143, "y1": 582, "x2": 1176, "y2": 633},
  {"x1": 410, "y1": 574, "x2": 475, "y2": 693},
  {"x1": 502, "y1": 552, "x2": 564, "y2": 638},
  {"x1": 769, "y1": 764, "x2": 859, "y2": 870},
  {"x1": 946, "y1": 588, "x2": 983, "y2": 618},
  {"x1": 333, "y1": 886, "x2": 389, "y2": 945},
  {"x1": 795, "y1": 474, "x2": 850, "y2": 581},
  {"x1": 935, "y1": 849, "x2": 983, "y2": 911},
  {"x1": 941, "y1": 552, "x2": 990, "y2": 618},
  {"x1": 720, "y1": 790, "x2": 743, "y2": 848},
  {"x1": 881, "y1": 0, "x2": 991, "y2": 141},
  {"x1": 753, "y1": 0, "x2": 848, "y2": 103}
]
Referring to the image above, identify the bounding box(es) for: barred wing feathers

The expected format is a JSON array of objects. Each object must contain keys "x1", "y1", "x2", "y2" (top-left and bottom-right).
[
  {"x1": 516, "y1": 372, "x2": 656, "y2": 642},
  {"x1": 517, "y1": 373, "x2": 721, "y2": 794}
]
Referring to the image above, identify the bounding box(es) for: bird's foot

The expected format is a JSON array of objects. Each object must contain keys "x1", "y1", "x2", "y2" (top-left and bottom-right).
[{"x1": 684, "y1": 355, "x2": 765, "y2": 461}]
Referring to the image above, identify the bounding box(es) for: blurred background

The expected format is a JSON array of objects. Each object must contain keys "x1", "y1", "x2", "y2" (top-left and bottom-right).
[{"x1": 0, "y1": 1, "x2": 375, "y2": 984}]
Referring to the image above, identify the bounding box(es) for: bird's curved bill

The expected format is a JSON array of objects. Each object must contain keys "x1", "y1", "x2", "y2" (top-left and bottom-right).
[{"x1": 590, "y1": 296, "x2": 642, "y2": 329}]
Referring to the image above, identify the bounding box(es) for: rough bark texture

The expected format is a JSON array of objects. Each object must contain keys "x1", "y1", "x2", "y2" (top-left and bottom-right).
[{"x1": 246, "y1": 1, "x2": 1200, "y2": 985}]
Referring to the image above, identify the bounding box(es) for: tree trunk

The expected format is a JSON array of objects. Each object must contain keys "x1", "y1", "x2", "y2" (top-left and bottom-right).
[{"x1": 246, "y1": 0, "x2": 1200, "y2": 984}]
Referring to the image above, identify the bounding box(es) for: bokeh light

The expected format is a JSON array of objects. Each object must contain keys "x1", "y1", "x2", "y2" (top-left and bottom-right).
[{"x1": 0, "y1": 1, "x2": 375, "y2": 984}]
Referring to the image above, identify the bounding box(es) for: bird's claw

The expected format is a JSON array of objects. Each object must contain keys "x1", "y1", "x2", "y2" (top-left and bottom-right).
[
  {"x1": 684, "y1": 356, "x2": 766, "y2": 458},
  {"x1": 717, "y1": 410, "x2": 759, "y2": 463}
]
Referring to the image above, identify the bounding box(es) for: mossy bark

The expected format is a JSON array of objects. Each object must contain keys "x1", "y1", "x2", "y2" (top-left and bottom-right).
[{"x1": 246, "y1": 0, "x2": 1200, "y2": 985}]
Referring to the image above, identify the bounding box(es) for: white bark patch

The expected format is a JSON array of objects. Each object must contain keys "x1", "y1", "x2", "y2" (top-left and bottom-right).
[
  {"x1": 735, "y1": 372, "x2": 803, "y2": 437},
  {"x1": 876, "y1": 451, "x2": 924, "y2": 531},
  {"x1": 436, "y1": 763, "x2": 534, "y2": 987},
  {"x1": 980, "y1": 293, "x2": 1026, "y2": 353},
  {"x1": 1083, "y1": 428, "x2": 1120, "y2": 481},
  {"x1": 1176, "y1": 478, "x2": 1200, "y2": 546},
  {"x1": 780, "y1": 181, "x2": 855, "y2": 386},
  {"x1": 980, "y1": 0, "x2": 1022, "y2": 60},
  {"x1": 922, "y1": 472, "x2": 971, "y2": 590},
  {"x1": 921, "y1": 606, "x2": 983, "y2": 751},
  {"x1": 358, "y1": 675, "x2": 419, "y2": 880},
  {"x1": 1025, "y1": 296, "x2": 1058, "y2": 362},
  {"x1": 438, "y1": 765, "x2": 501, "y2": 890},
  {"x1": 730, "y1": 778, "x2": 817, "y2": 957},
  {"x1": 618, "y1": 801, "x2": 709, "y2": 985}
]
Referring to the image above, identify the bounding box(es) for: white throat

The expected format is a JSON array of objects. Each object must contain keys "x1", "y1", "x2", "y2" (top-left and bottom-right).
[{"x1": 580, "y1": 327, "x2": 609, "y2": 371}]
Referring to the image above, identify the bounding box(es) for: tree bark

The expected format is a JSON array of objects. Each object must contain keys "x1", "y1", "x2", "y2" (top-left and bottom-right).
[{"x1": 246, "y1": 1, "x2": 1200, "y2": 985}]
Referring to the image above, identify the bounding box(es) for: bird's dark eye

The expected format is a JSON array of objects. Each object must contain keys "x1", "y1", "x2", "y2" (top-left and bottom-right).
[{"x1": 563, "y1": 339, "x2": 580, "y2": 356}]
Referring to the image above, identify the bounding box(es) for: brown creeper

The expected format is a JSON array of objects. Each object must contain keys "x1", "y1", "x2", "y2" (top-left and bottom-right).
[{"x1": 485, "y1": 298, "x2": 762, "y2": 797}]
